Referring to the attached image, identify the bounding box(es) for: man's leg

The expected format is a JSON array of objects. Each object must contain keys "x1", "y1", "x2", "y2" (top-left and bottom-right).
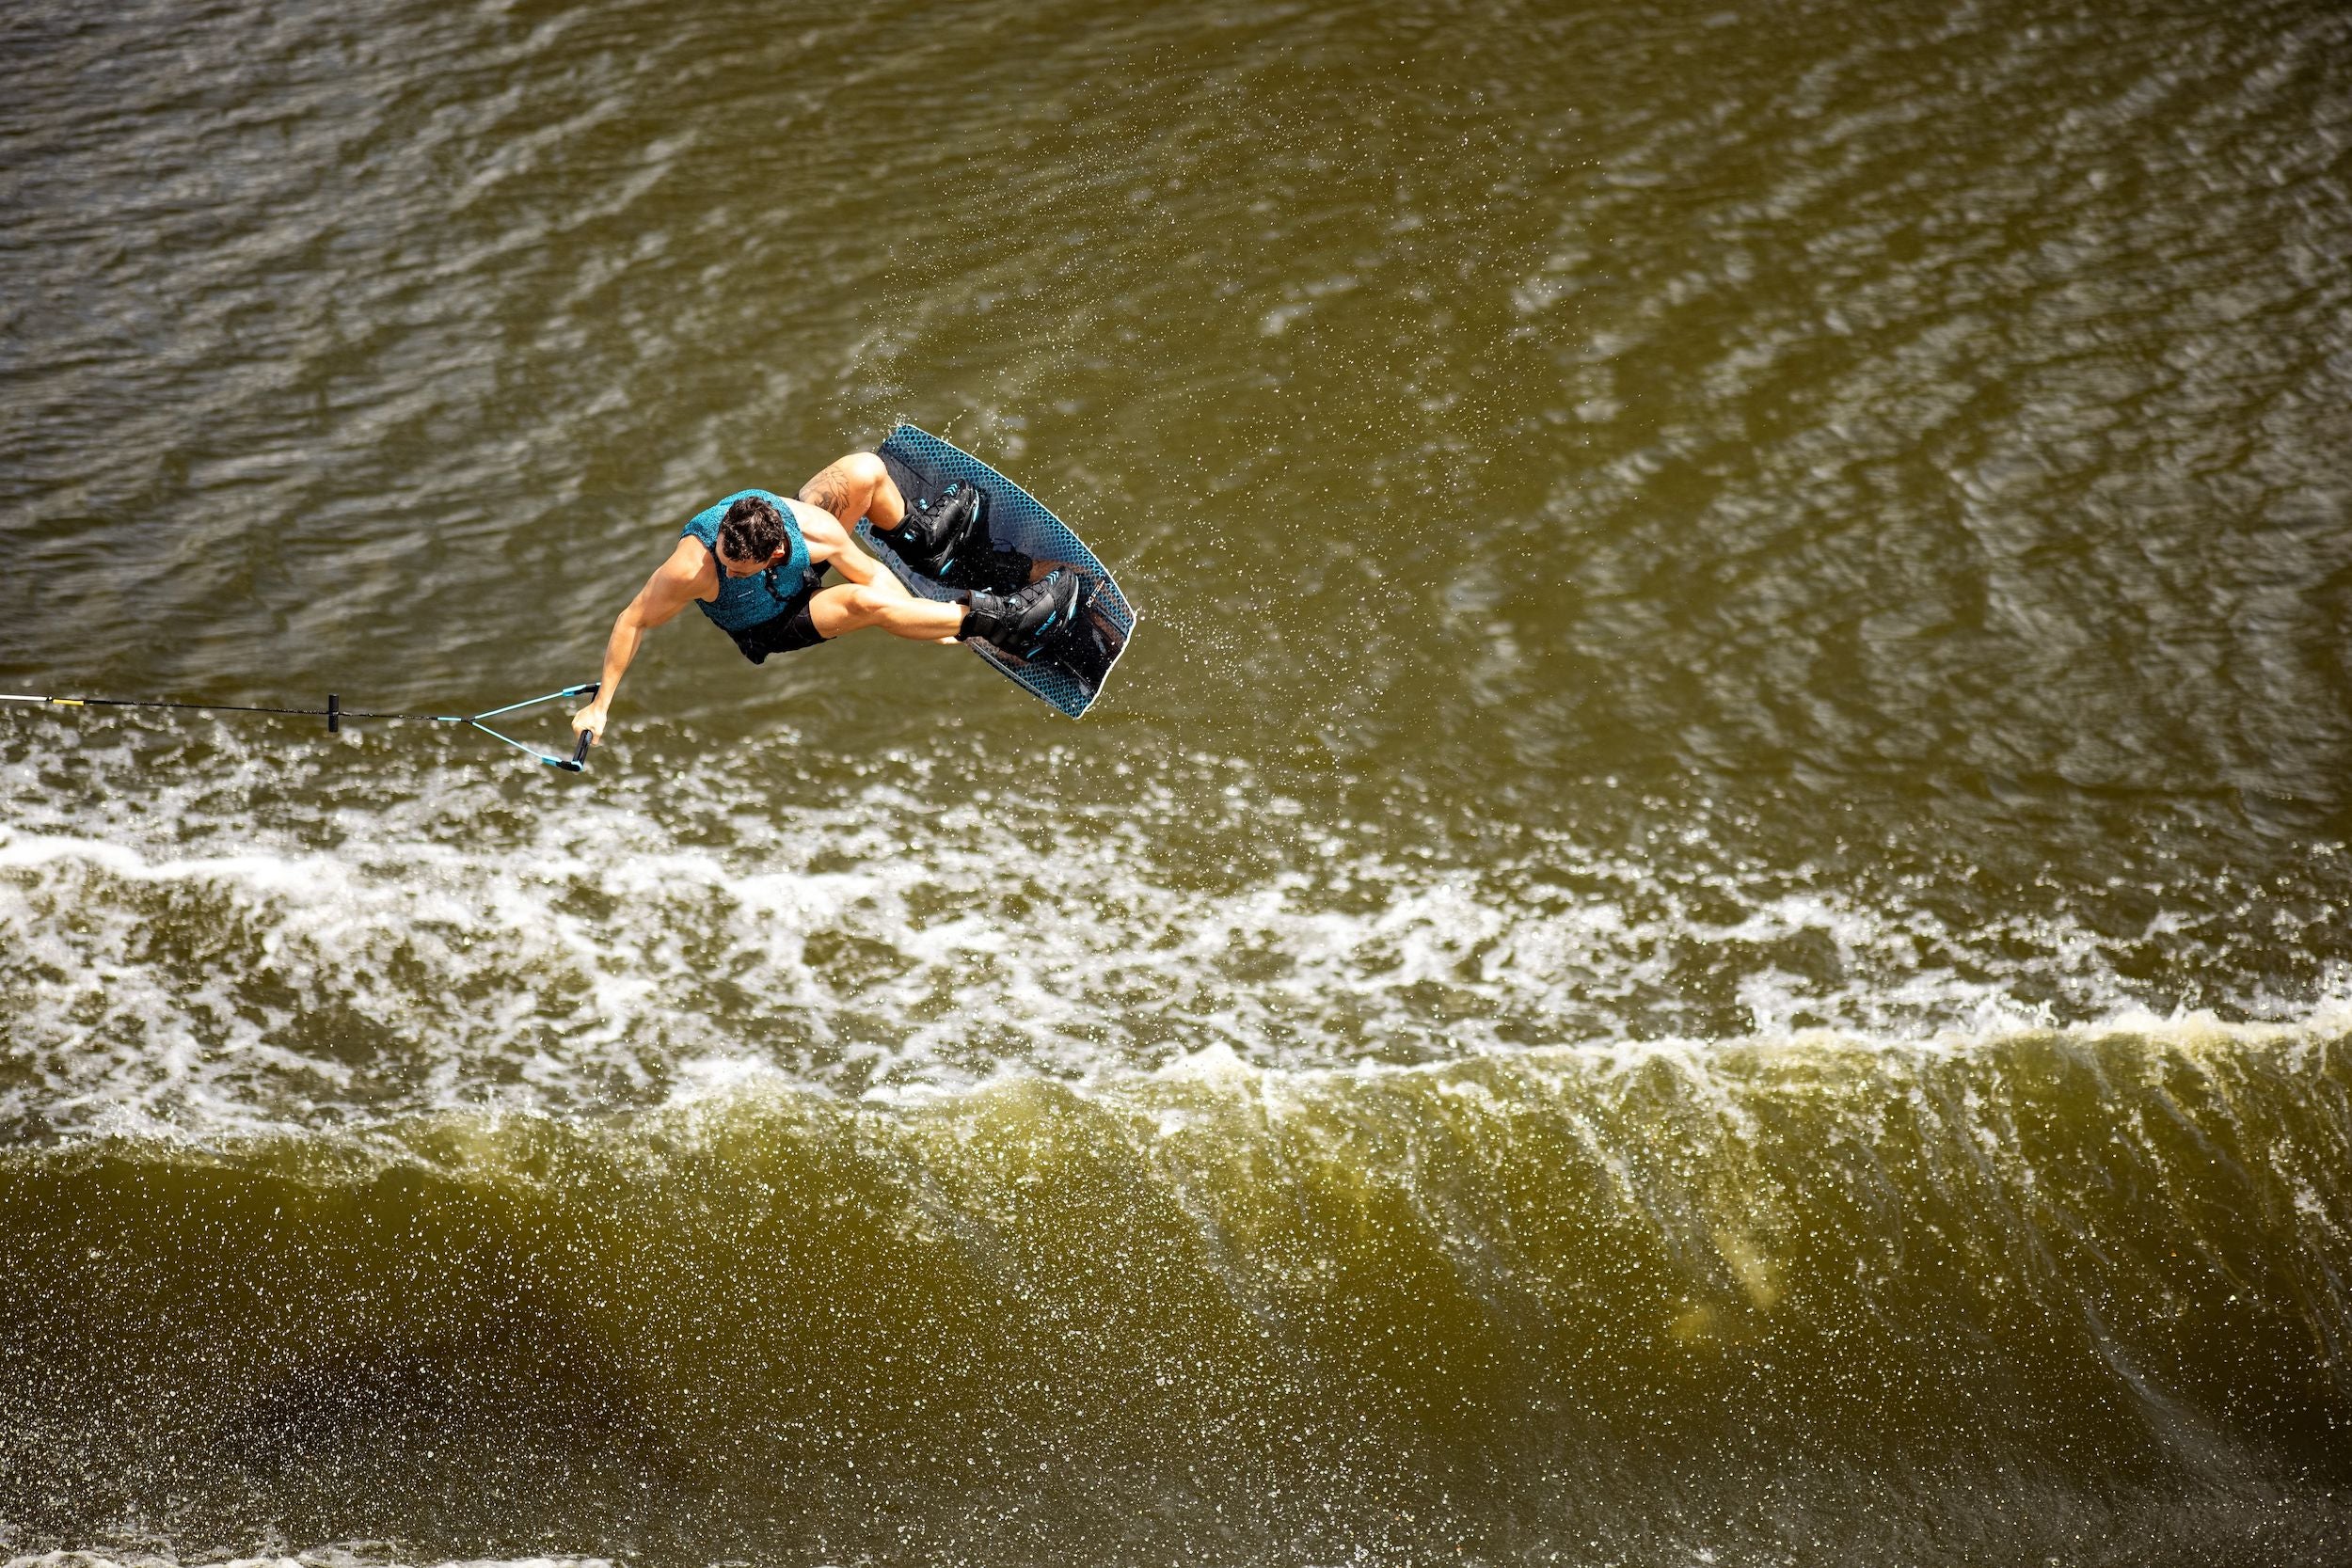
[
  {"x1": 806, "y1": 582, "x2": 963, "y2": 642},
  {"x1": 798, "y1": 451, "x2": 904, "y2": 531},
  {"x1": 805, "y1": 573, "x2": 1088, "y2": 655}
]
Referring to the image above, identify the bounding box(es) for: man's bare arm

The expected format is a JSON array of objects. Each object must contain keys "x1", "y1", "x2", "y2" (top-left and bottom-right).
[{"x1": 571, "y1": 538, "x2": 711, "y2": 743}]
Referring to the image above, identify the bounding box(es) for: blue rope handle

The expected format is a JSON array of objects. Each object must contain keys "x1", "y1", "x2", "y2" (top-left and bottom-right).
[
  {"x1": 5, "y1": 681, "x2": 603, "y2": 772},
  {"x1": 455, "y1": 682, "x2": 600, "y2": 771}
]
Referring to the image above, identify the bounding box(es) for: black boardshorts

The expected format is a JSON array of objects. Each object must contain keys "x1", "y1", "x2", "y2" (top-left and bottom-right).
[{"x1": 725, "y1": 565, "x2": 832, "y2": 664}]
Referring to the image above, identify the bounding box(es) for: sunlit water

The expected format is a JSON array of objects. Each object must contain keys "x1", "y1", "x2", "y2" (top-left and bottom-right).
[{"x1": 6, "y1": 0, "x2": 2352, "y2": 1562}]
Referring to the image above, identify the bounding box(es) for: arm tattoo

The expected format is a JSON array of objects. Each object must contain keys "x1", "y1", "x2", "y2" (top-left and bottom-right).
[{"x1": 801, "y1": 477, "x2": 849, "y2": 517}]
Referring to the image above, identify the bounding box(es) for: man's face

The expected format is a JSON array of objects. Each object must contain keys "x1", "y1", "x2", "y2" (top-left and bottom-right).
[{"x1": 715, "y1": 545, "x2": 780, "y2": 578}]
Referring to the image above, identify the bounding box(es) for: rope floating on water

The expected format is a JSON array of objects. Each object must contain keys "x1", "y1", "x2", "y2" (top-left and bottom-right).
[{"x1": 0, "y1": 683, "x2": 600, "y2": 772}]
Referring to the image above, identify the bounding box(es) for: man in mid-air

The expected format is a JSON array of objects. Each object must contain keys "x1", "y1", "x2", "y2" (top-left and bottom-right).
[{"x1": 569, "y1": 450, "x2": 1079, "y2": 746}]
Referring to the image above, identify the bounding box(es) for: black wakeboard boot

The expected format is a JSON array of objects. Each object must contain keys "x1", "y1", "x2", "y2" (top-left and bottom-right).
[
  {"x1": 959, "y1": 568, "x2": 1089, "y2": 660},
  {"x1": 877, "y1": 483, "x2": 988, "y2": 583}
]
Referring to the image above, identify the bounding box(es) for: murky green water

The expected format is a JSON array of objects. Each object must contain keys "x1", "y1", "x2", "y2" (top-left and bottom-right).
[{"x1": 6, "y1": 0, "x2": 2352, "y2": 1562}]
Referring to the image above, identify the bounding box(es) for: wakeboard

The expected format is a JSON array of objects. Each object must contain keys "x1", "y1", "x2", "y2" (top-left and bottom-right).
[{"x1": 860, "y1": 423, "x2": 1139, "y2": 719}]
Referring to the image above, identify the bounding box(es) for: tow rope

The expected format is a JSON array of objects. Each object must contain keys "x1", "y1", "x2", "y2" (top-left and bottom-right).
[{"x1": 0, "y1": 683, "x2": 600, "y2": 772}]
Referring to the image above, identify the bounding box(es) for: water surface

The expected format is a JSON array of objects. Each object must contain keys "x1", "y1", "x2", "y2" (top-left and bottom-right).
[{"x1": 5, "y1": 0, "x2": 2352, "y2": 1562}]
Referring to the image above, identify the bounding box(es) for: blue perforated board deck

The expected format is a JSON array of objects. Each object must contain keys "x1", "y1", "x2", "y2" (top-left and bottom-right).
[{"x1": 858, "y1": 424, "x2": 1139, "y2": 719}]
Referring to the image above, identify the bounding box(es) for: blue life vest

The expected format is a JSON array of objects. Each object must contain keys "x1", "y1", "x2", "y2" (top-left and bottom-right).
[{"x1": 681, "y1": 490, "x2": 816, "y2": 632}]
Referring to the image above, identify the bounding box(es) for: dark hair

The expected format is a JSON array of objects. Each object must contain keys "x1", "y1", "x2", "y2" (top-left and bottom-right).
[{"x1": 717, "y1": 496, "x2": 787, "y2": 563}]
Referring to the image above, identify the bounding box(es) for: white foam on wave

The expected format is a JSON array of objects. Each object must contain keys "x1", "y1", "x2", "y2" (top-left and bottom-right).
[
  {"x1": 4, "y1": 724, "x2": 2344, "y2": 1144},
  {"x1": 3, "y1": 1554, "x2": 613, "y2": 1568}
]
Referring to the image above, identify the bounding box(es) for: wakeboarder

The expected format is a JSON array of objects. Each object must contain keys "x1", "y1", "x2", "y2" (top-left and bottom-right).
[{"x1": 569, "y1": 451, "x2": 1079, "y2": 746}]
